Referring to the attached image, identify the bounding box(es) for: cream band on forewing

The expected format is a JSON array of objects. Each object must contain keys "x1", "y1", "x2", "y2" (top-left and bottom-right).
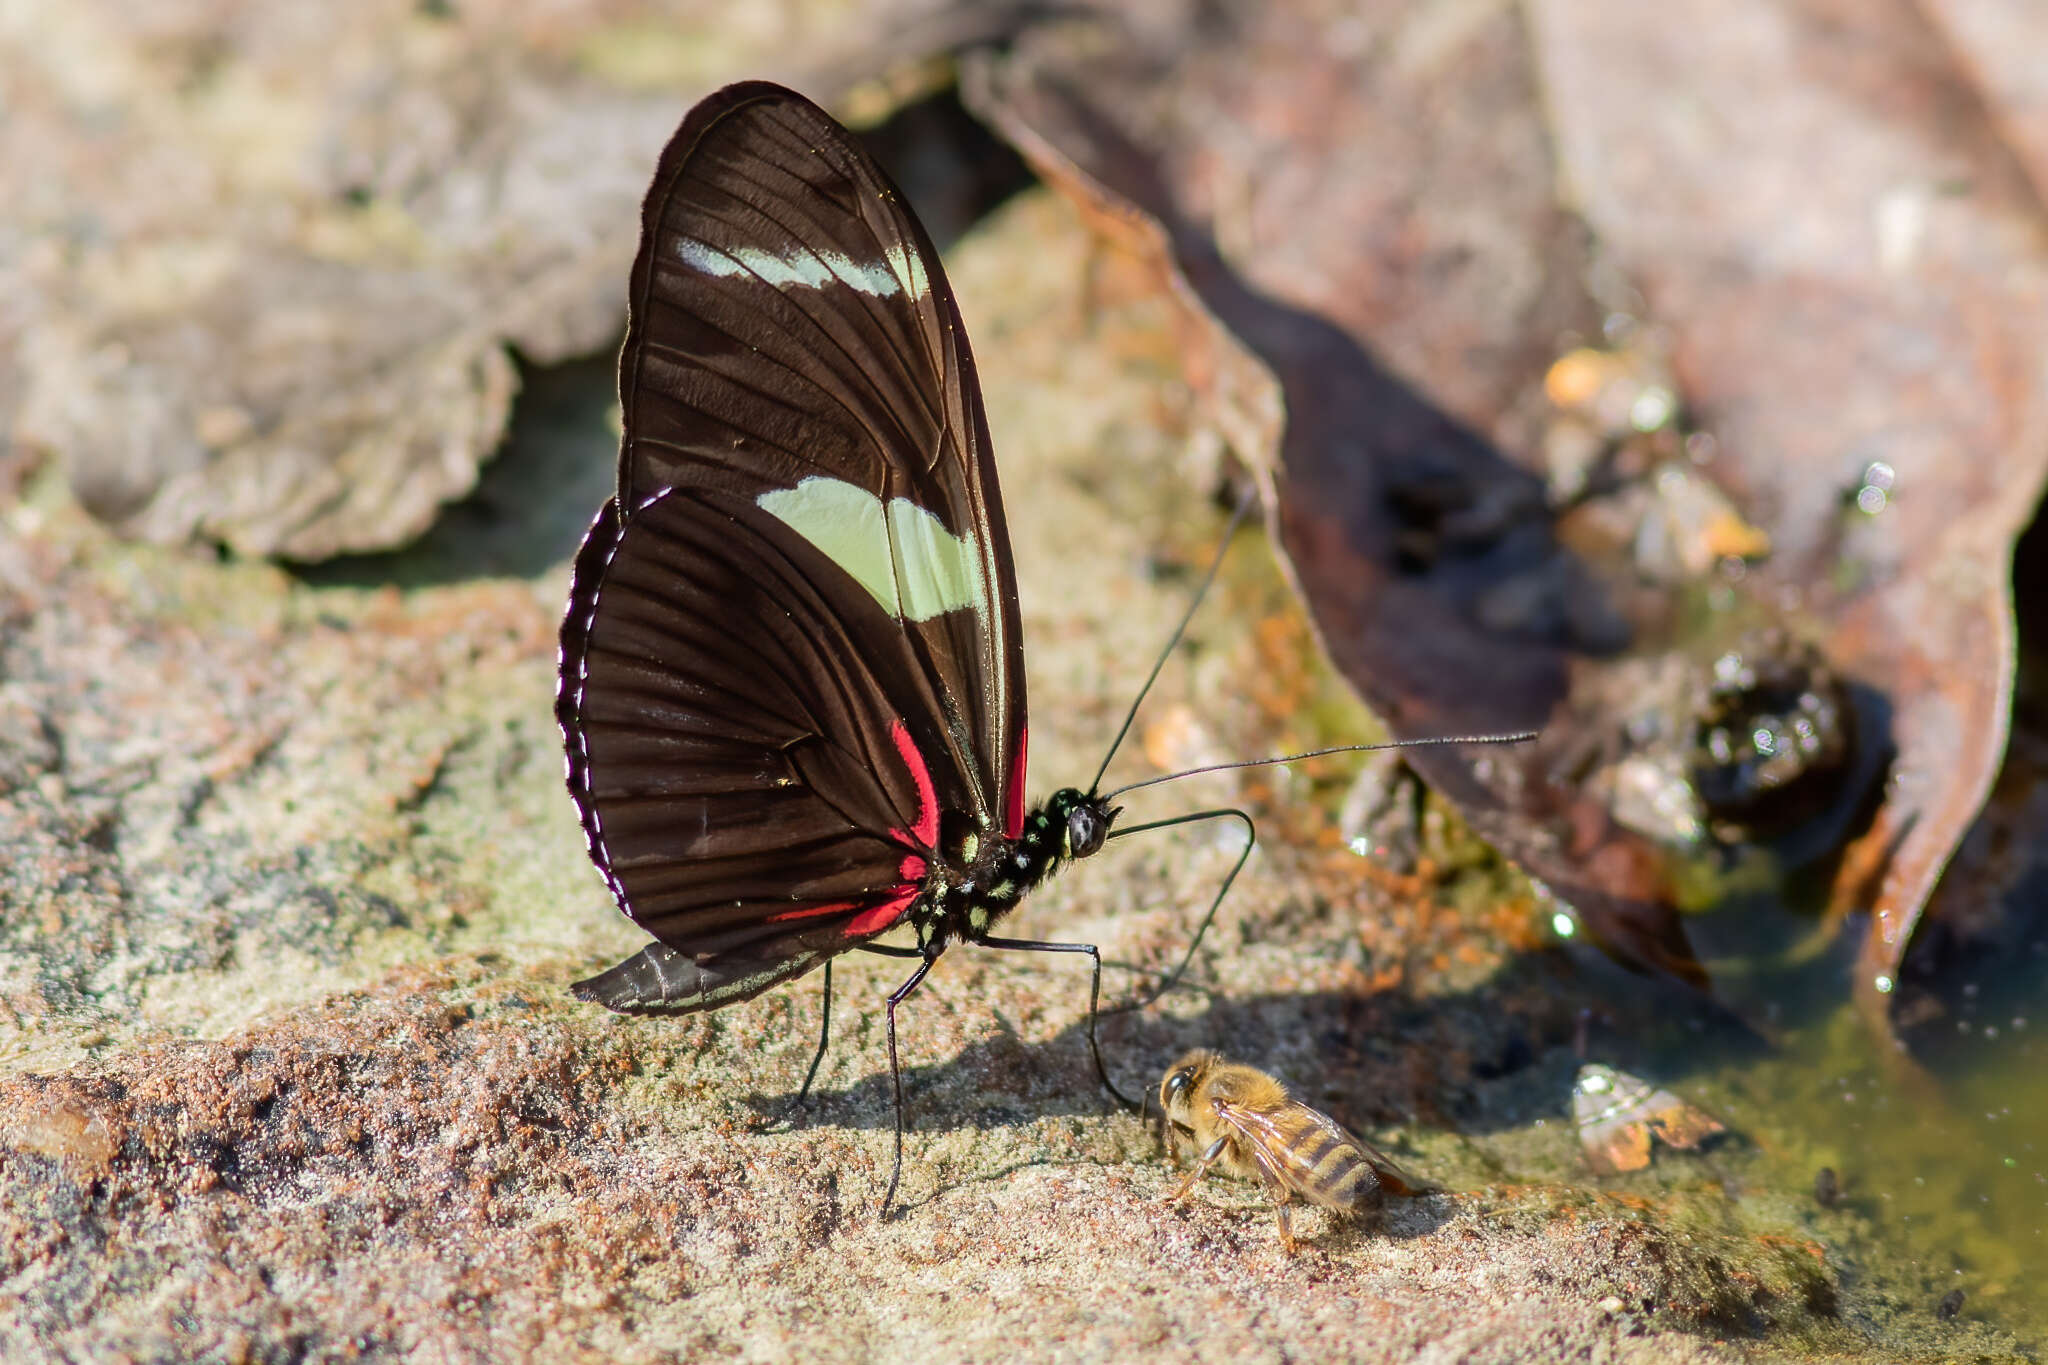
[
  {"x1": 678, "y1": 237, "x2": 927, "y2": 300},
  {"x1": 756, "y1": 476, "x2": 984, "y2": 623}
]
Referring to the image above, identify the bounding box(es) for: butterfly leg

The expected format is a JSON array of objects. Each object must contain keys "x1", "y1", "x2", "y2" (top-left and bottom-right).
[
  {"x1": 976, "y1": 935, "x2": 1138, "y2": 1111},
  {"x1": 763, "y1": 944, "x2": 924, "y2": 1130},
  {"x1": 879, "y1": 952, "x2": 937, "y2": 1218},
  {"x1": 1101, "y1": 807, "x2": 1256, "y2": 1013},
  {"x1": 759, "y1": 959, "x2": 833, "y2": 1131}
]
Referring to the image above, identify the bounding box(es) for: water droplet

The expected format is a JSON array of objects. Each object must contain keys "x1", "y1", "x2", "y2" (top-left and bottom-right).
[{"x1": 1630, "y1": 386, "x2": 1675, "y2": 432}]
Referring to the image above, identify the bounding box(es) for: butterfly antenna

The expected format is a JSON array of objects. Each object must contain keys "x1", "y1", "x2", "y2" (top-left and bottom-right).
[
  {"x1": 1102, "y1": 732, "x2": 1538, "y2": 802},
  {"x1": 1089, "y1": 488, "x2": 1259, "y2": 795},
  {"x1": 1097, "y1": 729, "x2": 1534, "y2": 1017}
]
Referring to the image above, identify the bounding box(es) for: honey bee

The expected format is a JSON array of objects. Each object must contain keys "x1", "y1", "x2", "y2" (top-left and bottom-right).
[{"x1": 1157, "y1": 1049, "x2": 1428, "y2": 1252}]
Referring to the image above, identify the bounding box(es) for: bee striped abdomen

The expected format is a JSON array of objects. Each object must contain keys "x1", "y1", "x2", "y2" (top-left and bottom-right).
[{"x1": 1288, "y1": 1120, "x2": 1383, "y2": 1212}]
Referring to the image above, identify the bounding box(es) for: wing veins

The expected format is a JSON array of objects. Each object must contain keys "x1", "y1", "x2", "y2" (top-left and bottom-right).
[{"x1": 661, "y1": 194, "x2": 946, "y2": 466}]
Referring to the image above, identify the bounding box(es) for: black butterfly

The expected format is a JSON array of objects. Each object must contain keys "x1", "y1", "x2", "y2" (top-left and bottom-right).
[
  {"x1": 554, "y1": 81, "x2": 1159, "y2": 1201},
  {"x1": 556, "y1": 82, "x2": 1523, "y2": 1209}
]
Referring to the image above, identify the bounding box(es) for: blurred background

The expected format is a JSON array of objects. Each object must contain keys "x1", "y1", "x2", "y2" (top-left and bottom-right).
[{"x1": 3, "y1": 1, "x2": 2045, "y2": 1359}]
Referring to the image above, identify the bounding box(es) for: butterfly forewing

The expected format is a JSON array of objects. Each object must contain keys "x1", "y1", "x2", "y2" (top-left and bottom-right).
[
  {"x1": 558, "y1": 83, "x2": 1027, "y2": 1011},
  {"x1": 619, "y1": 83, "x2": 1023, "y2": 822}
]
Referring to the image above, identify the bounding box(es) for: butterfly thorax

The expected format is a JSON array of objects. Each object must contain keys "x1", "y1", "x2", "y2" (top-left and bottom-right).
[{"x1": 911, "y1": 788, "x2": 1119, "y2": 952}]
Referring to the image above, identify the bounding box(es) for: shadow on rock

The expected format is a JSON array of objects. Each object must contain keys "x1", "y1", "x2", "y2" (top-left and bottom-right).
[
  {"x1": 740, "y1": 948, "x2": 1767, "y2": 1149},
  {"x1": 292, "y1": 355, "x2": 622, "y2": 589}
]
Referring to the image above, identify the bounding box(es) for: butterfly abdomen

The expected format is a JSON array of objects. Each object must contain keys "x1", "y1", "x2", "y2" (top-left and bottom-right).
[{"x1": 569, "y1": 940, "x2": 824, "y2": 1015}]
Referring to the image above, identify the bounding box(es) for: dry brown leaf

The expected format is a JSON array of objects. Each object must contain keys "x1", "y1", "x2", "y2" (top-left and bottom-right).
[{"x1": 967, "y1": 0, "x2": 2048, "y2": 1024}]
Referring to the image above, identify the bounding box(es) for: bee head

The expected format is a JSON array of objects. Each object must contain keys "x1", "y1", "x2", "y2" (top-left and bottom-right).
[{"x1": 1159, "y1": 1048, "x2": 1221, "y2": 1119}]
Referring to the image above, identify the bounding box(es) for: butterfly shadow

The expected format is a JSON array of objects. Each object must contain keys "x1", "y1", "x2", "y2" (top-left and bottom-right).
[
  {"x1": 736, "y1": 972, "x2": 1486, "y2": 1240},
  {"x1": 736, "y1": 942, "x2": 1763, "y2": 1158}
]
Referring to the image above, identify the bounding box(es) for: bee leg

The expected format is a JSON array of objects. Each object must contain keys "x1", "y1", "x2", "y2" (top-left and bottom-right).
[
  {"x1": 879, "y1": 951, "x2": 938, "y2": 1219},
  {"x1": 1261, "y1": 1183, "x2": 1299, "y2": 1255},
  {"x1": 1160, "y1": 1120, "x2": 1186, "y2": 1168},
  {"x1": 1166, "y1": 1135, "x2": 1232, "y2": 1204}
]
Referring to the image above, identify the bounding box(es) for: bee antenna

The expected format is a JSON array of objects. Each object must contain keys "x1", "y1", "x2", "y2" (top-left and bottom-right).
[
  {"x1": 1088, "y1": 486, "x2": 1257, "y2": 796},
  {"x1": 1101, "y1": 731, "x2": 1538, "y2": 802}
]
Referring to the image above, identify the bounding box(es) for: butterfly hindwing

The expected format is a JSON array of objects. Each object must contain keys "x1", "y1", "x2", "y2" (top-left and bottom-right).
[{"x1": 557, "y1": 83, "x2": 1028, "y2": 1011}]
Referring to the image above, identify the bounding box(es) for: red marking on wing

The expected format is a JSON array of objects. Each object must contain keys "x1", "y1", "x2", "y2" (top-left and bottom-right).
[
  {"x1": 766, "y1": 882, "x2": 919, "y2": 937},
  {"x1": 888, "y1": 718, "x2": 939, "y2": 851},
  {"x1": 764, "y1": 722, "x2": 937, "y2": 942},
  {"x1": 766, "y1": 899, "x2": 859, "y2": 923},
  {"x1": 848, "y1": 885, "x2": 917, "y2": 935},
  {"x1": 1005, "y1": 725, "x2": 1028, "y2": 840}
]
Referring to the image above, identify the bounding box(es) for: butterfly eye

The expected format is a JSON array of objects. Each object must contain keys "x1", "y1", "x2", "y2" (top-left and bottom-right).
[{"x1": 1066, "y1": 803, "x2": 1109, "y2": 859}]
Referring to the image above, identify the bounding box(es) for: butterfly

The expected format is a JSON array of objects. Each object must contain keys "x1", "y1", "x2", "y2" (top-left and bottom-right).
[
  {"x1": 553, "y1": 81, "x2": 1161, "y2": 1207},
  {"x1": 555, "y1": 81, "x2": 1528, "y2": 1210}
]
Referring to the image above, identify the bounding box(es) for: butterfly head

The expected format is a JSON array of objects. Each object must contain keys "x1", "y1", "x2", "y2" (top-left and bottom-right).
[{"x1": 1046, "y1": 787, "x2": 1120, "y2": 861}]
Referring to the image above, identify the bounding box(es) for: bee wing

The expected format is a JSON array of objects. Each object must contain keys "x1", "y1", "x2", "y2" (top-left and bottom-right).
[
  {"x1": 1213, "y1": 1098, "x2": 1435, "y2": 1205},
  {"x1": 1205, "y1": 1099, "x2": 1304, "y2": 1194},
  {"x1": 1197, "y1": 1100, "x2": 1347, "y2": 1210},
  {"x1": 1324, "y1": 1108, "x2": 1433, "y2": 1197},
  {"x1": 1298, "y1": 1106, "x2": 1438, "y2": 1200}
]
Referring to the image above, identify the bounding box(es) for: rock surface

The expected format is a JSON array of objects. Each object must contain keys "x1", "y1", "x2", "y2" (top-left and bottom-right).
[
  {"x1": 0, "y1": 0, "x2": 965, "y2": 559},
  {"x1": 0, "y1": 188, "x2": 2023, "y2": 1362}
]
